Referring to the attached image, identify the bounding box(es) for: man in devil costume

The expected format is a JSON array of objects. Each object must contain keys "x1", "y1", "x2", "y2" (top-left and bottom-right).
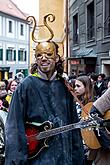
[{"x1": 5, "y1": 15, "x2": 84, "y2": 165}]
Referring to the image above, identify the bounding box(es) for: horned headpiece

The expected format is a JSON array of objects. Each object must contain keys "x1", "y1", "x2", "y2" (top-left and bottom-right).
[
  {"x1": 26, "y1": 14, "x2": 64, "y2": 76},
  {"x1": 26, "y1": 14, "x2": 56, "y2": 55}
]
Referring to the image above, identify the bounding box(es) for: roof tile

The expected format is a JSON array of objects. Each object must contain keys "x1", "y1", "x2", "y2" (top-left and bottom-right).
[{"x1": 0, "y1": 0, "x2": 27, "y2": 20}]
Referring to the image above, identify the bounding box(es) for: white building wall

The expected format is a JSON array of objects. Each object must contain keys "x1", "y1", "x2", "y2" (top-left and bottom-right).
[
  {"x1": 2, "y1": 17, "x2": 6, "y2": 37},
  {"x1": 0, "y1": 13, "x2": 30, "y2": 79},
  {"x1": 0, "y1": 16, "x2": 2, "y2": 36}
]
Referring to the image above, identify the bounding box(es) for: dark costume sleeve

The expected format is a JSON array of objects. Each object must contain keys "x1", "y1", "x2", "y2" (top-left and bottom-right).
[
  {"x1": 69, "y1": 99, "x2": 85, "y2": 164},
  {"x1": 5, "y1": 83, "x2": 28, "y2": 165}
]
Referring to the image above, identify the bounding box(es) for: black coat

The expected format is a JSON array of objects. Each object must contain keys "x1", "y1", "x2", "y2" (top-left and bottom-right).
[
  {"x1": 5, "y1": 75, "x2": 84, "y2": 165},
  {"x1": 94, "y1": 81, "x2": 107, "y2": 98}
]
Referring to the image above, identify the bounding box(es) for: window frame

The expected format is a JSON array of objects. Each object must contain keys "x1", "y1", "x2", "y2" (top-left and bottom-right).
[
  {"x1": 9, "y1": 20, "x2": 12, "y2": 33},
  {"x1": 103, "y1": 0, "x2": 110, "y2": 37},
  {"x1": 72, "y1": 13, "x2": 79, "y2": 45},
  {"x1": 20, "y1": 24, "x2": 24, "y2": 36},
  {"x1": 18, "y1": 49, "x2": 27, "y2": 61},
  {"x1": 86, "y1": 0, "x2": 95, "y2": 41},
  {"x1": 6, "y1": 48, "x2": 16, "y2": 61}
]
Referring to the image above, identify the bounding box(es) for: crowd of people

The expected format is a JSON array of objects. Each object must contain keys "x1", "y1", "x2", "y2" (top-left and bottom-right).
[{"x1": 0, "y1": 74, "x2": 23, "y2": 164}]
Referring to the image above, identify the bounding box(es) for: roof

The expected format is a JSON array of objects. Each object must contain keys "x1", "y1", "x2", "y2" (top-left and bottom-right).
[{"x1": 0, "y1": 0, "x2": 27, "y2": 20}]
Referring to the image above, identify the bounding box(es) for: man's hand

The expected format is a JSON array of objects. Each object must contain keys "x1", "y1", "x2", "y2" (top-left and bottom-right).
[{"x1": 90, "y1": 106, "x2": 102, "y2": 117}]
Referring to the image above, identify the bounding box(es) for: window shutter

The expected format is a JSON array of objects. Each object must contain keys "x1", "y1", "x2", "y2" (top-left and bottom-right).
[
  {"x1": 0, "y1": 49, "x2": 3, "y2": 60},
  {"x1": 25, "y1": 51, "x2": 27, "y2": 61},
  {"x1": 18, "y1": 50, "x2": 20, "y2": 61},
  {"x1": 6, "y1": 49, "x2": 8, "y2": 60},
  {"x1": 14, "y1": 50, "x2": 16, "y2": 61}
]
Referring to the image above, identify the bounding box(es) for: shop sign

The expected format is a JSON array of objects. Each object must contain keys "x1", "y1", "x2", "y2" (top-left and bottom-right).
[
  {"x1": 70, "y1": 60, "x2": 80, "y2": 65},
  {"x1": 0, "y1": 67, "x2": 10, "y2": 71}
]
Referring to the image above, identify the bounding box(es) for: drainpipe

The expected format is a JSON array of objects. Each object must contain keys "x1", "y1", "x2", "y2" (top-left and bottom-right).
[{"x1": 66, "y1": 0, "x2": 69, "y2": 74}]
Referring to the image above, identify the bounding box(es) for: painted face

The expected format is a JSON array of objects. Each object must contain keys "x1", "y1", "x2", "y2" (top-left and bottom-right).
[
  {"x1": 35, "y1": 42, "x2": 57, "y2": 75},
  {"x1": 10, "y1": 81, "x2": 18, "y2": 92},
  {"x1": 35, "y1": 42, "x2": 56, "y2": 59},
  {"x1": 74, "y1": 80, "x2": 85, "y2": 96}
]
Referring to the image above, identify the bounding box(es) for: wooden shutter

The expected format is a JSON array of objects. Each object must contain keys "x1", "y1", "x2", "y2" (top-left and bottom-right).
[
  {"x1": 25, "y1": 51, "x2": 27, "y2": 61},
  {"x1": 0, "y1": 49, "x2": 3, "y2": 60},
  {"x1": 14, "y1": 50, "x2": 16, "y2": 61},
  {"x1": 6, "y1": 49, "x2": 9, "y2": 60}
]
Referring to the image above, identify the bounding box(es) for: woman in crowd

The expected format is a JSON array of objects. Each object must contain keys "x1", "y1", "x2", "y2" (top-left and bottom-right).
[
  {"x1": 74, "y1": 75, "x2": 94, "y2": 165},
  {"x1": 74, "y1": 75, "x2": 94, "y2": 118},
  {"x1": 74, "y1": 75, "x2": 110, "y2": 165},
  {"x1": 6, "y1": 79, "x2": 18, "y2": 104}
]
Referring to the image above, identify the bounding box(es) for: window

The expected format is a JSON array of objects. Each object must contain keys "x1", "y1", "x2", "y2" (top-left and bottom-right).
[
  {"x1": 18, "y1": 50, "x2": 26, "y2": 61},
  {"x1": 20, "y1": 24, "x2": 24, "y2": 36},
  {"x1": 6, "y1": 49, "x2": 16, "y2": 61},
  {"x1": 87, "y1": 1, "x2": 95, "y2": 41},
  {"x1": 9, "y1": 21, "x2": 12, "y2": 33},
  {"x1": 104, "y1": 0, "x2": 110, "y2": 36},
  {"x1": 73, "y1": 13, "x2": 79, "y2": 44},
  {"x1": 0, "y1": 49, "x2": 3, "y2": 61}
]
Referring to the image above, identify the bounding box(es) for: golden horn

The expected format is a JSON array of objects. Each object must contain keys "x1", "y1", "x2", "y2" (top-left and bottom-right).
[{"x1": 26, "y1": 14, "x2": 55, "y2": 43}]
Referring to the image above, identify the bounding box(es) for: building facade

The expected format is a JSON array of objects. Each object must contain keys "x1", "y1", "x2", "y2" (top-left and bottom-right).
[
  {"x1": 38, "y1": 0, "x2": 68, "y2": 71},
  {"x1": 0, "y1": 0, "x2": 30, "y2": 80},
  {"x1": 69, "y1": 0, "x2": 110, "y2": 76}
]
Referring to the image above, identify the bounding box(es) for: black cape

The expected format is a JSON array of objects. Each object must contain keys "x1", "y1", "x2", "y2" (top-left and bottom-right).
[{"x1": 5, "y1": 75, "x2": 84, "y2": 165}]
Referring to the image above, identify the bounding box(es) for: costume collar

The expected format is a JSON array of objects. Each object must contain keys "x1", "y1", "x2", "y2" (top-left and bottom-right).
[{"x1": 32, "y1": 69, "x2": 57, "y2": 81}]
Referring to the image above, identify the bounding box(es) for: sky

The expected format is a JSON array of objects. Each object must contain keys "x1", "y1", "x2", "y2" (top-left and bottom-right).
[{"x1": 12, "y1": 0, "x2": 39, "y2": 19}]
